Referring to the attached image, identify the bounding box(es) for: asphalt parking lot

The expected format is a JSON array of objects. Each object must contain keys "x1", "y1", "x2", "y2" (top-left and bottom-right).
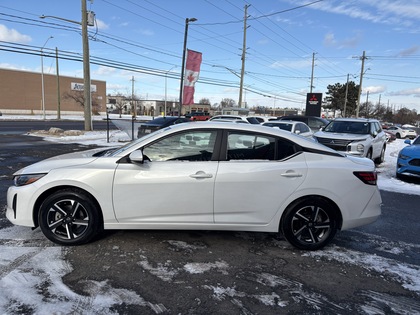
[{"x1": 1, "y1": 134, "x2": 420, "y2": 314}]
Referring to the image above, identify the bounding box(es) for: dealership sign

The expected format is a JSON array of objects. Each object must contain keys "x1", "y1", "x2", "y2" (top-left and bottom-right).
[
  {"x1": 71, "y1": 82, "x2": 97, "y2": 92},
  {"x1": 305, "y1": 93, "x2": 322, "y2": 116}
]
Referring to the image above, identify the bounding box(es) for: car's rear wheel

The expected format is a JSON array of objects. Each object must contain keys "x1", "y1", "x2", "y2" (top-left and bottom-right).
[
  {"x1": 396, "y1": 133, "x2": 401, "y2": 139},
  {"x1": 38, "y1": 188, "x2": 101, "y2": 245},
  {"x1": 281, "y1": 197, "x2": 338, "y2": 250}
]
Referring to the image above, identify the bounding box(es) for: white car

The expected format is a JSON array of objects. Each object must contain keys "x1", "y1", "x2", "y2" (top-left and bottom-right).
[
  {"x1": 6, "y1": 122, "x2": 381, "y2": 250},
  {"x1": 209, "y1": 115, "x2": 260, "y2": 124},
  {"x1": 209, "y1": 119, "x2": 249, "y2": 124},
  {"x1": 314, "y1": 118, "x2": 387, "y2": 164},
  {"x1": 386, "y1": 126, "x2": 417, "y2": 139},
  {"x1": 262, "y1": 120, "x2": 314, "y2": 138},
  {"x1": 246, "y1": 116, "x2": 277, "y2": 123}
]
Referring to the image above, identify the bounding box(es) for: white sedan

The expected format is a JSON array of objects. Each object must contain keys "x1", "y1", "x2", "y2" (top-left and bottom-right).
[
  {"x1": 262, "y1": 120, "x2": 314, "y2": 138},
  {"x1": 6, "y1": 122, "x2": 381, "y2": 250},
  {"x1": 386, "y1": 126, "x2": 417, "y2": 139}
]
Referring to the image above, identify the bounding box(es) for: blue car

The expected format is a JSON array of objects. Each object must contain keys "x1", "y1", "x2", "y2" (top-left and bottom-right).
[{"x1": 396, "y1": 137, "x2": 420, "y2": 179}]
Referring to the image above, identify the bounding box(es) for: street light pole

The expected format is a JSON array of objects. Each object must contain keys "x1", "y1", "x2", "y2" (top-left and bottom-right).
[
  {"x1": 41, "y1": 36, "x2": 53, "y2": 120},
  {"x1": 40, "y1": 0, "x2": 93, "y2": 131},
  {"x1": 178, "y1": 17, "x2": 197, "y2": 117}
]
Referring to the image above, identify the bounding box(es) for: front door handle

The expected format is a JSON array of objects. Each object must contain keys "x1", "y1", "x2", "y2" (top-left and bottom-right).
[{"x1": 190, "y1": 171, "x2": 213, "y2": 179}]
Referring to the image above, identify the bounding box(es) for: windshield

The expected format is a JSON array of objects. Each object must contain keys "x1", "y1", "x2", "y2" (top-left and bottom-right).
[
  {"x1": 146, "y1": 117, "x2": 174, "y2": 125},
  {"x1": 105, "y1": 127, "x2": 170, "y2": 156},
  {"x1": 324, "y1": 121, "x2": 370, "y2": 134}
]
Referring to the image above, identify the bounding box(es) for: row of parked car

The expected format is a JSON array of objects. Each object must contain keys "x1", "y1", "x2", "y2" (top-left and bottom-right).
[{"x1": 136, "y1": 114, "x2": 419, "y2": 180}]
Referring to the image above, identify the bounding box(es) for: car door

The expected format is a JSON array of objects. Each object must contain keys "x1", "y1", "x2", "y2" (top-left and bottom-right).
[
  {"x1": 213, "y1": 131, "x2": 307, "y2": 225},
  {"x1": 112, "y1": 130, "x2": 219, "y2": 224}
]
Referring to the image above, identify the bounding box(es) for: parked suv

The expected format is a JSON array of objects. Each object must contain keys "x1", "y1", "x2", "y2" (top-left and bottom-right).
[
  {"x1": 313, "y1": 118, "x2": 387, "y2": 164},
  {"x1": 277, "y1": 115, "x2": 329, "y2": 132}
]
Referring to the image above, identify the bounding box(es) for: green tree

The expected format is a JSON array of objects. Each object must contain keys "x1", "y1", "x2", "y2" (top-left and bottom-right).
[{"x1": 324, "y1": 81, "x2": 359, "y2": 117}]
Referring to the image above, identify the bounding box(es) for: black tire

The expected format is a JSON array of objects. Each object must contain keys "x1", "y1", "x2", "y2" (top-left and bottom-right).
[
  {"x1": 396, "y1": 133, "x2": 401, "y2": 139},
  {"x1": 281, "y1": 197, "x2": 338, "y2": 250},
  {"x1": 374, "y1": 145, "x2": 386, "y2": 164},
  {"x1": 38, "y1": 188, "x2": 101, "y2": 245},
  {"x1": 366, "y1": 149, "x2": 373, "y2": 160}
]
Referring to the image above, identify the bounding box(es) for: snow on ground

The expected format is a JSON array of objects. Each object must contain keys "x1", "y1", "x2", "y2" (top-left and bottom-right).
[{"x1": 1, "y1": 115, "x2": 419, "y2": 313}]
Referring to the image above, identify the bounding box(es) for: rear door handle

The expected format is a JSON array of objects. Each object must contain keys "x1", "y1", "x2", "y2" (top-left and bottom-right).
[{"x1": 281, "y1": 172, "x2": 302, "y2": 178}]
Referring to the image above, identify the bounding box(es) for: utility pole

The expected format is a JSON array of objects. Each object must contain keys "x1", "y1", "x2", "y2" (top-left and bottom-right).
[
  {"x1": 56, "y1": 47, "x2": 61, "y2": 119},
  {"x1": 81, "y1": 0, "x2": 92, "y2": 131},
  {"x1": 238, "y1": 4, "x2": 250, "y2": 108},
  {"x1": 343, "y1": 73, "x2": 349, "y2": 118},
  {"x1": 356, "y1": 50, "x2": 367, "y2": 118},
  {"x1": 131, "y1": 76, "x2": 136, "y2": 117},
  {"x1": 365, "y1": 90, "x2": 370, "y2": 118},
  {"x1": 310, "y1": 52, "x2": 315, "y2": 93}
]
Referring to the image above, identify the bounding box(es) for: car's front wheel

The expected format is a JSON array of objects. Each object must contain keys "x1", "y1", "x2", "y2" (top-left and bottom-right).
[
  {"x1": 281, "y1": 197, "x2": 339, "y2": 250},
  {"x1": 38, "y1": 188, "x2": 102, "y2": 245},
  {"x1": 374, "y1": 145, "x2": 386, "y2": 164}
]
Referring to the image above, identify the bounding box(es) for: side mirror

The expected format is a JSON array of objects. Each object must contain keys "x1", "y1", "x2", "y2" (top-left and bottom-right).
[
  {"x1": 404, "y1": 139, "x2": 411, "y2": 145},
  {"x1": 129, "y1": 150, "x2": 144, "y2": 164},
  {"x1": 295, "y1": 130, "x2": 301, "y2": 135}
]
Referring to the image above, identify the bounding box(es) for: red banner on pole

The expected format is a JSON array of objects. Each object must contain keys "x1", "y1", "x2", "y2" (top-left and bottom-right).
[{"x1": 183, "y1": 49, "x2": 202, "y2": 105}]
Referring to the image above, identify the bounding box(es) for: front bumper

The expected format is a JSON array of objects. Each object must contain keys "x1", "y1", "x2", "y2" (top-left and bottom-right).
[{"x1": 6, "y1": 185, "x2": 37, "y2": 227}]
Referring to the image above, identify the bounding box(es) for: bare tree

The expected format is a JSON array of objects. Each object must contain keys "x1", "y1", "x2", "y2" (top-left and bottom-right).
[
  {"x1": 62, "y1": 91, "x2": 101, "y2": 115},
  {"x1": 220, "y1": 98, "x2": 236, "y2": 108}
]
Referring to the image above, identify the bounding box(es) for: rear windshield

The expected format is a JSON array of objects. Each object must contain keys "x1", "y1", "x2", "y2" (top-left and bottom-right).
[{"x1": 264, "y1": 123, "x2": 292, "y2": 131}]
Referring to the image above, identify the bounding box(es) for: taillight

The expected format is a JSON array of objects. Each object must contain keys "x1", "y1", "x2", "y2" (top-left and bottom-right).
[{"x1": 353, "y1": 171, "x2": 377, "y2": 185}]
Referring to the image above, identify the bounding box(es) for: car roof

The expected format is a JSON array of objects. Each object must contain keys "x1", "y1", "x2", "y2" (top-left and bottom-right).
[
  {"x1": 332, "y1": 118, "x2": 379, "y2": 123},
  {"x1": 263, "y1": 120, "x2": 299, "y2": 125},
  {"x1": 210, "y1": 115, "x2": 243, "y2": 119}
]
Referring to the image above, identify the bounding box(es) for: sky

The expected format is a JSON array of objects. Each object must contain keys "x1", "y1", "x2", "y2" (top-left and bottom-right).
[
  {"x1": 1, "y1": 0, "x2": 420, "y2": 112},
  {"x1": 0, "y1": 114, "x2": 420, "y2": 313}
]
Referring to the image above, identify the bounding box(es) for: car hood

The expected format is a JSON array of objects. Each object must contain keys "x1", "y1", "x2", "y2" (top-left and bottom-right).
[
  {"x1": 314, "y1": 130, "x2": 369, "y2": 140},
  {"x1": 400, "y1": 145, "x2": 420, "y2": 158},
  {"x1": 13, "y1": 147, "x2": 108, "y2": 175}
]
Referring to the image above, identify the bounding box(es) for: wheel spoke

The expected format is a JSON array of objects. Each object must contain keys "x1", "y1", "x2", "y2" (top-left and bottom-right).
[
  {"x1": 311, "y1": 206, "x2": 320, "y2": 221},
  {"x1": 73, "y1": 218, "x2": 89, "y2": 226},
  {"x1": 293, "y1": 225, "x2": 306, "y2": 238},
  {"x1": 314, "y1": 223, "x2": 331, "y2": 229},
  {"x1": 308, "y1": 228, "x2": 318, "y2": 243},
  {"x1": 70, "y1": 201, "x2": 81, "y2": 217},
  {"x1": 65, "y1": 224, "x2": 74, "y2": 239},
  {"x1": 295, "y1": 212, "x2": 310, "y2": 222},
  {"x1": 48, "y1": 217, "x2": 64, "y2": 230},
  {"x1": 51, "y1": 204, "x2": 67, "y2": 216}
]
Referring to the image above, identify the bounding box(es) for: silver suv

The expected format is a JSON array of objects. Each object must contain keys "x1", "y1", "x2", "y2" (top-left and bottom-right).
[{"x1": 313, "y1": 118, "x2": 387, "y2": 164}]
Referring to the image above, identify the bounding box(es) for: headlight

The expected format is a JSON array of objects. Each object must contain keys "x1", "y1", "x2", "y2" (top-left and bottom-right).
[
  {"x1": 398, "y1": 153, "x2": 410, "y2": 160},
  {"x1": 14, "y1": 174, "x2": 46, "y2": 187},
  {"x1": 356, "y1": 143, "x2": 365, "y2": 153}
]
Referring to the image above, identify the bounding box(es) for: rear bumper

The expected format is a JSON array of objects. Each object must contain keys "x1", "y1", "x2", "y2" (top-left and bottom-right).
[{"x1": 341, "y1": 188, "x2": 382, "y2": 230}]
